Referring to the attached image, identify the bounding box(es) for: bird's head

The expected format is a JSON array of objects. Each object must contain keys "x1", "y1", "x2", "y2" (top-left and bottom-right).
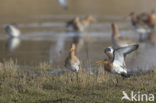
[
  {"x1": 70, "y1": 44, "x2": 76, "y2": 52},
  {"x1": 104, "y1": 46, "x2": 114, "y2": 59}
]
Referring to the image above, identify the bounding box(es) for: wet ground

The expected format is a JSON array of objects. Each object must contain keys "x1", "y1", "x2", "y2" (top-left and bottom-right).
[{"x1": 0, "y1": 0, "x2": 156, "y2": 73}]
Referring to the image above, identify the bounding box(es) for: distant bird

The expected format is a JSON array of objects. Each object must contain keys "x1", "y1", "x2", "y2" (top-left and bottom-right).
[
  {"x1": 144, "y1": 10, "x2": 156, "y2": 29},
  {"x1": 66, "y1": 16, "x2": 97, "y2": 32},
  {"x1": 65, "y1": 44, "x2": 80, "y2": 72},
  {"x1": 65, "y1": 44, "x2": 80, "y2": 81},
  {"x1": 129, "y1": 12, "x2": 154, "y2": 41},
  {"x1": 5, "y1": 24, "x2": 21, "y2": 38},
  {"x1": 96, "y1": 44, "x2": 139, "y2": 78},
  {"x1": 111, "y1": 23, "x2": 136, "y2": 49},
  {"x1": 58, "y1": 0, "x2": 68, "y2": 9}
]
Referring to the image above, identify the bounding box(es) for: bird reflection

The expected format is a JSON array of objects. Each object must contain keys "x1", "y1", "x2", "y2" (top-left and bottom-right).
[
  {"x1": 49, "y1": 32, "x2": 84, "y2": 65},
  {"x1": 49, "y1": 34, "x2": 66, "y2": 64},
  {"x1": 6, "y1": 37, "x2": 21, "y2": 53}
]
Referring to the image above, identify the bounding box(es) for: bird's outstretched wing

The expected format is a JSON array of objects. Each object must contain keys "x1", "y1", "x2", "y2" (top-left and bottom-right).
[
  {"x1": 116, "y1": 44, "x2": 139, "y2": 56},
  {"x1": 58, "y1": 0, "x2": 68, "y2": 9},
  {"x1": 113, "y1": 44, "x2": 139, "y2": 67}
]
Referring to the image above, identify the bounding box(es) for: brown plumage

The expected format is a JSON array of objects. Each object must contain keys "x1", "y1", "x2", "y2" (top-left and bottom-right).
[
  {"x1": 65, "y1": 44, "x2": 80, "y2": 72},
  {"x1": 130, "y1": 11, "x2": 155, "y2": 30},
  {"x1": 97, "y1": 60, "x2": 112, "y2": 72},
  {"x1": 66, "y1": 16, "x2": 97, "y2": 32},
  {"x1": 129, "y1": 11, "x2": 156, "y2": 42},
  {"x1": 146, "y1": 11, "x2": 156, "y2": 28}
]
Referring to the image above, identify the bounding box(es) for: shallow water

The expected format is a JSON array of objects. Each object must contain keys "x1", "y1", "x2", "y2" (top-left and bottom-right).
[{"x1": 0, "y1": 0, "x2": 156, "y2": 73}]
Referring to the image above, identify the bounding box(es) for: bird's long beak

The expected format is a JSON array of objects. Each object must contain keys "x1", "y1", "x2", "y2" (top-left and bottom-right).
[{"x1": 96, "y1": 60, "x2": 105, "y2": 66}]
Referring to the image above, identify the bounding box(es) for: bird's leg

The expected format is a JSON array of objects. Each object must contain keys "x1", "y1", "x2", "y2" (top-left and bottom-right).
[
  {"x1": 76, "y1": 72, "x2": 79, "y2": 83},
  {"x1": 114, "y1": 75, "x2": 119, "y2": 87},
  {"x1": 76, "y1": 72, "x2": 80, "y2": 89},
  {"x1": 70, "y1": 72, "x2": 73, "y2": 82}
]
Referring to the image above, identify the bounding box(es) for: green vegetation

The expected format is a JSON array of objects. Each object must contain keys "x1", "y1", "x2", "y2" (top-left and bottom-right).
[{"x1": 0, "y1": 61, "x2": 155, "y2": 103}]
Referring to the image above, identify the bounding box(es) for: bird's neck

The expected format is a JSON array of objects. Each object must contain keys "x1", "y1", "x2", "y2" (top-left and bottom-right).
[
  {"x1": 112, "y1": 26, "x2": 120, "y2": 38},
  {"x1": 70, "y1": 51, "x2": 75, "y2": 58},
  {"x1": 148, "y1": 14, "x2": 156, "y2": 25}
]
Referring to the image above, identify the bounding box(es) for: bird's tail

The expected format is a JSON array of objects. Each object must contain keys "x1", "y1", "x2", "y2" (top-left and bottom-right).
[{"x1": 121, "y1": 73, "x2": 131, "y2": 78}]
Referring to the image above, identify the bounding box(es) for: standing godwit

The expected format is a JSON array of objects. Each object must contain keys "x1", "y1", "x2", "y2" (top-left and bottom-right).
[
  {"x1": 65, "y1": 44, "x2": 80, "y2": 81},
  {"x1": 66, "y1": 16, "x2": 97, "y2": 32},
  {"x1": 65, "y1": 44, "x2": 80, "y2": 72}
]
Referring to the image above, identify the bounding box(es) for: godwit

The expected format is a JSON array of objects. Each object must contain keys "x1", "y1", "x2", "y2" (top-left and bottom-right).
[
  {"x1": 129, "y1": 12, "x2": 153, "y2": 41},
  {"x1": 111, "y1": 23, "x2": 136, "y2": 49},
  {"x1": 5, "y1": 24, "x2": 21, "y2": 38},
  {"x1": 65, "y1": 44, "x2": 80, "y2": 72},
  {"x1": 96, "y1": 44, "x2": 139, "y2": 77},
  {"x1": 65, "y1": 44, "x2": 80, "y2": 81},
  {"x1": 66, "y1": 16, "x2": 97, "y2": 32},
  {"x1": 144, "y1": 10, "x2": 156, "y2": 29}
]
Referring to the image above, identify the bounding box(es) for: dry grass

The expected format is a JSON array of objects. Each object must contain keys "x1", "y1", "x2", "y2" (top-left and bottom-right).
[{"x1": 0, "y1": 60, "x2": 155, "y2": 103}]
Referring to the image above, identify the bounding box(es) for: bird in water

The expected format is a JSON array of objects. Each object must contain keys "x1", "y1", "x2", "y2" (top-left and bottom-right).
[
  {"x1": 66, "y1": 16, "x2": 97, "y2": 32},
  {"x1": 5, "y1": 24, "x2": 21, "y2": 38},
  {"x1": 129, "y1": 11, "x2": 156, "y2": 42}
]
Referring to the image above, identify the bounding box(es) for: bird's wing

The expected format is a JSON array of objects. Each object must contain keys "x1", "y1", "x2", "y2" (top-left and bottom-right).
[
  {"x1": 58, "y1": 0, "x2": 68, "y2": 9},
  {"x1": 113, "y1": 44, "x2": 139, "y2": 67},
  {"x1": 115, "y1": 44, "x2": 139, "y2": 56}
]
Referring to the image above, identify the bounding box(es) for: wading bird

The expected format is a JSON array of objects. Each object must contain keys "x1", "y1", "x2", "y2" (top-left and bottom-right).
[
  {"x1": 65, "y1": 44, "x2": 80, "y2": 81},
  {"x1": 5, "y1": 24, "x2": 21, "y2": 38},
  {"x1": 66, "y1": 16, "x2": 97, "y2": 32},
  {"x1": 129, "y1": 12, "x2": 154, "y2": 42},
  {"x1": 96, "y1": 44, "x2": 139, "y2": 78}
]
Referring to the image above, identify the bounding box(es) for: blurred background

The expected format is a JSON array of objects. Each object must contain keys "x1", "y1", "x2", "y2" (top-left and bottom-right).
[{"x1": 0, "y1": 0, "x2": 156, "y2": 72}]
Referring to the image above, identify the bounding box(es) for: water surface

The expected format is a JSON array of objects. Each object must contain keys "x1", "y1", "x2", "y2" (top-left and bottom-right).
[{"x1": 0, "y1": 0, "x2": 156, "y2": 73}]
